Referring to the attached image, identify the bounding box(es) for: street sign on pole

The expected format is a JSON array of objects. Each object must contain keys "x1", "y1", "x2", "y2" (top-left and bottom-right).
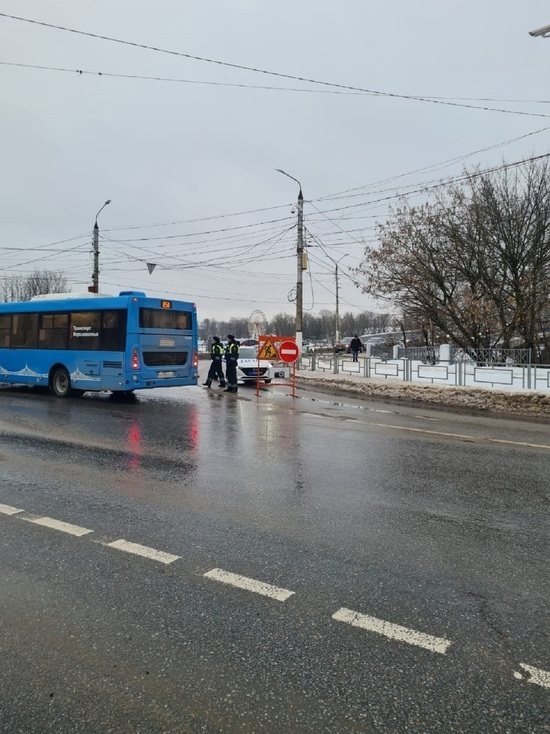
[{"x1": 278, "y1": 340, "x2": 300, "y2": 364}]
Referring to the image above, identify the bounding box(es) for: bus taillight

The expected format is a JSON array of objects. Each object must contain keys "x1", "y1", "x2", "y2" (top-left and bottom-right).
[
  {"x1": 192, "y1": 349, "x2": 198, "y2": 368},
  {"x1": 131, "y1": 348, "x2": 140, "y2": 370}
]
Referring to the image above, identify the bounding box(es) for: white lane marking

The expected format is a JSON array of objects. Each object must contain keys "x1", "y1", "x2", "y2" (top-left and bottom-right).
[
  {"x1": 517, "y1": 663, "x2": 550, "y2": 689},
  {"x1": 488, "y1": 438, "x2": 550, "y2": 450},
  {"x1": 376, "y1": 424, "x2": 484, "y2": 441},
  {"x1": 332, "y1": 607, "x2": 451, "y2": 654},
  {"x1": 105, "y1": 539, "x2": 180, "y2": 565},
  {"x1": 375, "y1": 423, "x2": 550, "y2": 450},
  {"x1": 204, "y1": 568, "x2": 295, "y2": 602},
  {"x1": 0, "y1": 503, "x2": 24, "y2": 515},
  {"x1": 23, "y1": 516, "x2": 93, "y2": 537}
]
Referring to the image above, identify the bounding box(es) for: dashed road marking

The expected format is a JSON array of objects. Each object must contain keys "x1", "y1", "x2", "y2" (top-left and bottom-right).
[
  {"x1": 516, "y1": 663, "x2": 550, "y2": 689},
  {"x1": 2, "y1": 498, "x2": 546, "y2": 688},
  {"x1": 332, "y1": 607, "x2": 451, "y2": 654},
  {"x1": 22, "y1": 516, "x2": 93, "y2": 537},
  {"x1": 204, "y1": 568, "x2": 295, "y2": 602},
  {"x1": 0, "y1": 502, "x2": 24, "y2": 515},
  {"x1": 105, "y1": 538, "x2": 180, "y2": 565}
]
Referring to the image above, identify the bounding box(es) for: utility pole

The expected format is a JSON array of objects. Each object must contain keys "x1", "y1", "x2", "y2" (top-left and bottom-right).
[
  {"x1": 296, "y1": 186, "x2": 304, "y2": 350},
  {"x1": 334, "y1": 254, "x2": 348, "y2": 346},
  {"x1": 91, "y1": 199, "x2": 111, "y2": 293},
  {"x1": 276, "y1": 170, "x2": 305, "y2": 350},
  {"x1": 335, "y1": 261, "x2": 340, "y2": 345}
]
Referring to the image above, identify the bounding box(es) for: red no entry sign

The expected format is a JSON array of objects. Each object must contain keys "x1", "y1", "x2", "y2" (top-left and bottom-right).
[{"x1": 278, "y1": 340, "x2": 300, "y2": 363}]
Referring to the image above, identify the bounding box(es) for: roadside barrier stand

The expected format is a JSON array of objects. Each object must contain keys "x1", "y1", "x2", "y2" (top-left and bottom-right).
[{"x1": 256, "y1": 335, "x2": 298, "y2": 398}]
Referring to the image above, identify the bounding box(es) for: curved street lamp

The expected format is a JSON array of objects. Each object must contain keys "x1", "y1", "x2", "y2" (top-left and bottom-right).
[
  {"x1": 529, "y1": 24, "x2": 550, "y2": 37},
  {"x1": 91, "y1": 199, "x2": 111, "y2": 293}
]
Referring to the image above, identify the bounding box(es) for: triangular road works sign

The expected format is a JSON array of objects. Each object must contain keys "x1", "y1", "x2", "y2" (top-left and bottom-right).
[{"x1": 258, "y1": 338, "x2": 279, "y2": 360}]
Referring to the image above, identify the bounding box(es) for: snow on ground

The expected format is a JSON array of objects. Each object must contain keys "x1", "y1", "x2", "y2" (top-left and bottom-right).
[{"x1": 296, "y1": 370, "x2": 550, "y2": 419}]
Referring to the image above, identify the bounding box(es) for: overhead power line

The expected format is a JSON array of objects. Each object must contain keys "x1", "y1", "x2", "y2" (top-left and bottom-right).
[
  {"x1": 311, "y1": 152, "x2": 550, "y2": 218},
  {"x1": 1, "y1": 12, "x2": 549, "y2": 119},
  {"x1": 313, "y1": 126, "x2": 550, "y2": 203},
  {"x1": 3, "y1": 60, "x2": 550, "y2": 108},
  {"x1": 0, "y1": 60, "x2": 400, "y2": 96}
]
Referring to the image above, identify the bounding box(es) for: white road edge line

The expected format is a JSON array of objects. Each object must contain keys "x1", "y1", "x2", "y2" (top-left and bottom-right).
[
  {"x1": 204, "y1": 568, "x2": 295, "y2": 602},
  {"x1": 23, "y1": 516, "x2": 93, "y2": 537},
  {"x1": 0, "y1": 503, "x2": 24, "y2": 515},
  {"x1": 332, "y1": 607, "x2": 451, "y2": 655},
  {"x1": 105, "y1": 539, "x2": 180, "y2": 565},
  {"x1": 516, "y1": 663, "x2": 550, "y2": 689},
  {"x1": 375, "y1": 423, "x2": 550, "y2": 450}
]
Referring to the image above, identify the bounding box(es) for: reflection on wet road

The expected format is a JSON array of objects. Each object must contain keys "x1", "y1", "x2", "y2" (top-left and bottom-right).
[{"x1": 0, "y1": 383, "x2": 548, "y2": 733}]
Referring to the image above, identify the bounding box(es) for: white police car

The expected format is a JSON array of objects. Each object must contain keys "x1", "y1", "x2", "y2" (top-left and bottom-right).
[{"x1": 236, "y1": 346, "x2": 272, "y2": 384}]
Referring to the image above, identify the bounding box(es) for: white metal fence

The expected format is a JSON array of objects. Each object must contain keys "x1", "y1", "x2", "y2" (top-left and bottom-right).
[{"x1": 299, "y1": 352, "x2": 550, "y2": 393}]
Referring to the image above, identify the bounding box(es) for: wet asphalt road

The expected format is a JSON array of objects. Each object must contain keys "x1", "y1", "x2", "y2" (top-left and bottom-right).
[{"x1": 0, "y1": 378, "x2": 548, "y2": 733}]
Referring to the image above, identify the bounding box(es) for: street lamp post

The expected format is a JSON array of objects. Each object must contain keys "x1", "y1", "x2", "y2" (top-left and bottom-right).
[
  {"x1": 276, "y1": 169, "x2": 304, "y2": 350},
  {"x1": 91, "y1": 199, "x2": 111, "y2": 293}
]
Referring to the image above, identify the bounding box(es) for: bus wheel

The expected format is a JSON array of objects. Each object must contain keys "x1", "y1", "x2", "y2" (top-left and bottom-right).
[{"x1": 51, "y1": 367, "x2": 71, "y2": 397}]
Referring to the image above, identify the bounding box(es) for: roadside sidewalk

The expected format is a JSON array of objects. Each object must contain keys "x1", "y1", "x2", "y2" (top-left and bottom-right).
[{"x1": 295, "y1": 365, "x2": 550, "y2": 419}]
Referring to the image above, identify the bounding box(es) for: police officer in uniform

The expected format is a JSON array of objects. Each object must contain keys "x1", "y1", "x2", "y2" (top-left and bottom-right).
[
  {"x1": 224, "y1": 334, "x2": 239, "y2": 392},
  {"x1": 203, "y1": 336, "x2": 226, "y2": 388}
]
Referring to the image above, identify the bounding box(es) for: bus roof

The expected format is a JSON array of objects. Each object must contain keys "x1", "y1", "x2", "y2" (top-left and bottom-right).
[
  {"x1": 31, "y1": 292, "x2": 115, "y2": 301},
  {"x1": 0, "y1": 291, "x2": 194, "y2": 312}
]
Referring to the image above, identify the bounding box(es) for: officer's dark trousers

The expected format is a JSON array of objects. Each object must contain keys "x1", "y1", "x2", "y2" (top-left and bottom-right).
[
  {"x1": 207, "y1": 359, "x2": 225, "y2": 383},
  {"x1": 225, "y1": 360, "x2": 238, "y2": 389}
]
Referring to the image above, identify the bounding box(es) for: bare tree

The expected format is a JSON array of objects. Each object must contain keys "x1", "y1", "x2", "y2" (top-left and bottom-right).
[
  {"x1": 0, "y1": 270, "x2": 69, "y2": 303},
  {"x1": 356, "y1": 159, "x2": 550, "y2": 358}
]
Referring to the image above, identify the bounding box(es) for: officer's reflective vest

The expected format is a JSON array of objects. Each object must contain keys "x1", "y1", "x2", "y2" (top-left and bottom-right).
[
  {"x1": 225, "y1": 342, "x2": 239, "y2": 359},
  {"x1": 211, "y1": 343, "x2": 224, "y2": 357}
]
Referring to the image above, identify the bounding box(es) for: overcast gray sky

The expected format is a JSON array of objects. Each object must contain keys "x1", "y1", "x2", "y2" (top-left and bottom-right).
[{"x1": 1, "y1": 1, "x2": 549, "y2": 325}]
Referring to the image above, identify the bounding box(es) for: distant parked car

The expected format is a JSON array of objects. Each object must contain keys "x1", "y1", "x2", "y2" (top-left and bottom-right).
[
  {"x1": 239, "y1": 338, "x2": 259, "y2": 347},
  {"x1": 360, "y1": 331, "x2": 402, "y2": 346},
  {"x1": 334, "y1": 337, "x2": 353, "y2": 353},
  {"x1": 335, "y1": 337, "x2": 365, "y2": 353}
]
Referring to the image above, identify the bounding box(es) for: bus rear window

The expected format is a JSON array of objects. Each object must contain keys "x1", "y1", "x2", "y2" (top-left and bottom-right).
[{"x1": 139, "y1": 308, "x2": 191, "y2": 330}]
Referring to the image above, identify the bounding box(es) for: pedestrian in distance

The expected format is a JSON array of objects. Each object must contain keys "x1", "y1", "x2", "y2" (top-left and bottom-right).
[
  {"x1": 203, "y1": 336, "x2": 226, "y2": 388},
  {"x1": 224, "y1": 334, "x2": 239, "y2": 392},
  {"x1": 349, "y1": 335, "x2": 363, "y2": 362}
]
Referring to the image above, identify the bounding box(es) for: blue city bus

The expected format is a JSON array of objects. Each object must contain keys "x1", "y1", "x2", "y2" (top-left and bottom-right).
[{"x1": 0, "y1": 290, "x2": 199, "y2": 396}]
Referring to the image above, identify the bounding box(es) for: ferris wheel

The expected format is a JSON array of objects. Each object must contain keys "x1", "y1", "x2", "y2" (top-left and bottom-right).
[{"x1": 248, "y1": 309, "x2": 267, "y2": 338}]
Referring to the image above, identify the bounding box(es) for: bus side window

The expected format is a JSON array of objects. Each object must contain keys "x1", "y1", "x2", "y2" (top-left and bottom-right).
[
  {"x1": 101, "y1": 310, "x2": 126, "y2": 351},
  {"x1": 11, "y1": 313, "x2": 38, "y2": 348},
  {"x1": 0, "y1": 315, "x2": 11, "y2": 347},
  {"x1": 69, "y1": 311, "x2": 101, "y2": 350},
  {"x1": 39, "y1": 313, "x2": 69, "y2": 349}
]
